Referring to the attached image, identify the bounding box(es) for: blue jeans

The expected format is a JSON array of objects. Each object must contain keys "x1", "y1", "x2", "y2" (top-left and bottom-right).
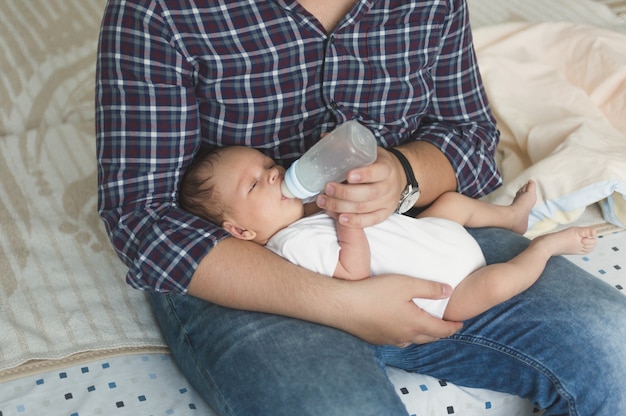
[{"x1": 149, "y1": 228, "x2": 626, "y2": 415}]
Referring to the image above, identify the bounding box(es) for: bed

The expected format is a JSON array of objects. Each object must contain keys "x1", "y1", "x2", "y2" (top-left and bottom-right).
[{"x1": 1, "y1": 0, "x2": 625, "y2": 415}]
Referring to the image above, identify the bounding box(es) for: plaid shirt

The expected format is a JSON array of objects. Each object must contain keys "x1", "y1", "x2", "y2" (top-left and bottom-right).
[{"x1": 96, "y1": 0, "x2": 501, "y2": 292}]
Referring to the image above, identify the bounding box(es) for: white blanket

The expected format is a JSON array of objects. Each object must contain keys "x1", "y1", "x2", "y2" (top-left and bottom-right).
[{"x1": 475, "y1": 22, "x2": 626, "y2": 237}]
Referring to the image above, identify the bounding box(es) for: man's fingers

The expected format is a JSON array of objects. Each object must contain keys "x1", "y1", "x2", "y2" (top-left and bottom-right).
[
  {"x1": 410, "y1": 310, "x2": 462, "y2": 344},
  {"x1": 413, "y1": 279, "x2": 454, "y2": 299}
]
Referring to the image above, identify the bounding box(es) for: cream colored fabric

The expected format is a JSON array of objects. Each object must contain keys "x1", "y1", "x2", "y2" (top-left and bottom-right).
[
  {"x1": 469, "y1": 0, "x2": 626, "y2": 33},
  {"x1": 0, "y1": 0, "x2": 167, "y2": 380},
  {"x1": 475, "y1": 22, "x2": 626, "y2": 238},
  {"x1": 594, "y1": 0, "x2": 626, "y2": 16}
]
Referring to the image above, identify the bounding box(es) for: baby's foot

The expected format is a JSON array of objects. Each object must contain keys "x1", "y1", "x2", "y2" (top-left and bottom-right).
[
  {"x1": 509, "y1": 179, "x2": 538, "y2": 234},
  {"x1": 533, "y1": 226, "x2": 597, "y2": 256}
]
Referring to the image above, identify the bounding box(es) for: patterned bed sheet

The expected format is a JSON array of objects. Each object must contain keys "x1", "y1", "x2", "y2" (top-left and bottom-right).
[{"x1": 2, "y1": 229, "x2": 623, "y2": 416}]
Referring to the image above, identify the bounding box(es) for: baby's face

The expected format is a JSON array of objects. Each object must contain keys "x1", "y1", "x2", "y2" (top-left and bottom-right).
[{"x1": 213, "y1": 147, "x2": 304, "y2": 244}]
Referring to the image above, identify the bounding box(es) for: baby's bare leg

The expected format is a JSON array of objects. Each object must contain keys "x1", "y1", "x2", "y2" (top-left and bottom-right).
[
  {"x1": 442, "y1": 226, "x2": 597, "y2": 321},
  {"x1": 529, "y1": 226, "x2": 597, "y2": 256},
  {"x1": 418, "y1": 180, "x2": 537, "y2": 234}
]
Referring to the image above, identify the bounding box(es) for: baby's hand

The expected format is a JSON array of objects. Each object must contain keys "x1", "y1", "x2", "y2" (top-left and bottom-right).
[
  {"x1": 325, "y1": 210, "x2": 339, "y2": 221},
  {"x1": 303, "y1": 202, "x2": 322, "y2": 217}
]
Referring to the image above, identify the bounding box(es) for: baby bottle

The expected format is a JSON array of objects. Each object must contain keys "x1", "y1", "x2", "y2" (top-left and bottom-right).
[{"x1": 281, "y1": 120, "x2": 378, "y2": 200}]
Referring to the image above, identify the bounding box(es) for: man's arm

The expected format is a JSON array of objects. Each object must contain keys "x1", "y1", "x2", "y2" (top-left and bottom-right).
[
  {"x1": 96, "y1": 1, "x2": 226, "y2": 292},
  {"x1": 386, "y1": 141, "x2": 458, "y2": 207},
  {"x1": 319, "y1": 0, "x2": 501, "y2": 227},
  {"x1": 319, "y1": 142, "x2": 458, "y2": 228},
  {"x1": 188, "y1": 237, "x2": 461, "y2": 346},
  {"x1": 401, "y1": 0, "x2": 501, "y2": 200}
]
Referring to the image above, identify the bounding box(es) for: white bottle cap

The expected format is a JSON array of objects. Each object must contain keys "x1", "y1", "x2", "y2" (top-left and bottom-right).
[{"x1": 281, "y1": 159, "x2": 318, "y2": 199}]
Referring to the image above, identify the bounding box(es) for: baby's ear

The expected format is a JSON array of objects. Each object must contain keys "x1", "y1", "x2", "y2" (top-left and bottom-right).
[{"x1": 222, "y1": 221, "x2": 257, "y2": 241}]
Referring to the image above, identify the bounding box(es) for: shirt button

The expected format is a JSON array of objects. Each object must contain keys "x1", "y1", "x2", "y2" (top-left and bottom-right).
[{"x1": 329, "y1": 35, "x2": 335, "y2": 44}]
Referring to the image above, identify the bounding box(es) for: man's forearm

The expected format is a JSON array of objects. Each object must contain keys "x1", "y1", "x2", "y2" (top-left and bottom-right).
[
  {"x1": 395, "y1": 141, "x2": 457, "y2": 206},
  {"x1": 188, "y1": 236, "x2": 462, "y2": 345},
  {"x1": 188, "y1": 237, "x2": 342, "y2": 323}
]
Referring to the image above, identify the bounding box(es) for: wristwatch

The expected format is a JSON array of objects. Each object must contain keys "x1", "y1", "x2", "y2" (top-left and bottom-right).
[{"x1": 387, "y1": 147, "x2": 421, "y2": 214}]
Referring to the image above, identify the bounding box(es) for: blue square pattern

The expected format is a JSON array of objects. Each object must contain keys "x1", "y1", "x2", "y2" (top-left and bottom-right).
[
  {"x1": 564, "y1": 230, "x2": 625, "y2": 293},
  {"x1": 0, "y1": 354, "x2": 214, "y2": 415}
]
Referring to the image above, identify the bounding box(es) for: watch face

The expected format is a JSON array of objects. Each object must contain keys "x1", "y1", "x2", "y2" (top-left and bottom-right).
[{"x1": 398, "y1": 188, "x2": 420, "y2": 213}]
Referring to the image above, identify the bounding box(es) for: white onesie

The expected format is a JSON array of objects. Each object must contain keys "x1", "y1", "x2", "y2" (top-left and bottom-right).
[{"x1": 266, "y1": 212, "x2": 486, "y2": 318}]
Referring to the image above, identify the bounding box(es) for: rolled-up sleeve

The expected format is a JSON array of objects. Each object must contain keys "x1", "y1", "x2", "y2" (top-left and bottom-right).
[
  {"x1": 96, "y1": 0, "x2": 229, "y2": 292},
  {"x1": 413, "y1": 0, "x2": 501, "y2": 198}
]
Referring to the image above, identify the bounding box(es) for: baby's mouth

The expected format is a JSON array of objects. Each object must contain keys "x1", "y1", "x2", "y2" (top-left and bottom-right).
[{"x1": 280, "y1": 176, "x2": 294, "y2": 200}]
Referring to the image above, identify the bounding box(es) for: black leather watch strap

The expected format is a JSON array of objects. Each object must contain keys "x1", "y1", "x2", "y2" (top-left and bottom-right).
[{"x1": 387, "y1": 147, "x2": 418, "y2": 188}]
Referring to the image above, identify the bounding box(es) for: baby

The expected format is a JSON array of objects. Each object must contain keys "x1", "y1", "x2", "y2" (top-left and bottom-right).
[{"x1": 179, "y1": 146, "x2": 596, "y2": 321}]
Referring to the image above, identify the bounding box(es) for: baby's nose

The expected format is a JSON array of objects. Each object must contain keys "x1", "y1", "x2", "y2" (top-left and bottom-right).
[{"x1": 268, "y1": 167, "x2": 280, "y2": 183}]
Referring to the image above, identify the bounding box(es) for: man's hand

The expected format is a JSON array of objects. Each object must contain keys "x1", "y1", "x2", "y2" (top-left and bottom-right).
[
  {"x1": 316, "y1": 147, "x2": 403, "y2": 228},
  {"x1": 329, "y1": 273, "x2": 462, "y2": 345},
  {"x1": 190, "y1": 238, "x2": 461, "y2": 347},
  {"x1": 316, "y1": 141, "x2": 457, "y2": 229}
]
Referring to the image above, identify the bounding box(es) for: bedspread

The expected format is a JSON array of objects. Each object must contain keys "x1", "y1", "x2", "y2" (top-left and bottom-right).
[
  {"x1": 0, "y1": 0, "x2": 167, "y2": 381},
  {"x1": 475, "y1": 22, "x2": 626, "y2": 237}
]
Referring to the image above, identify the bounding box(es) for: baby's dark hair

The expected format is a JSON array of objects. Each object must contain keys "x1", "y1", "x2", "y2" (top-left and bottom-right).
[{"x1": 178, "y1": 147, "x2": 227, "y2": 226}]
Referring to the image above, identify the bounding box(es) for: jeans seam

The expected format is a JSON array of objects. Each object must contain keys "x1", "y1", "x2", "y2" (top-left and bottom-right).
[
  {"x1": 164, "y1": 294, "x2": 236, "y2": 416},
  {"x1": 448, "y1": 333, "x2": 576, "y2": 416}
]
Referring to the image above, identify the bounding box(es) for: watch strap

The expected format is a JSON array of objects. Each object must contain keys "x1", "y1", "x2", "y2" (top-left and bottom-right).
[{"x1": 387, "y1": 147, "x2": 418, "y2": 188}]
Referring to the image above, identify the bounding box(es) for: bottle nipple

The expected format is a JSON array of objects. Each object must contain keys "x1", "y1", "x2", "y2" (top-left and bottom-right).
[
  {"x1": 281, "y1": 181, "x2": 296, "y2": 199},
  {"x1": 281, "y1": 159, "x2": 317, "y2": 200}
]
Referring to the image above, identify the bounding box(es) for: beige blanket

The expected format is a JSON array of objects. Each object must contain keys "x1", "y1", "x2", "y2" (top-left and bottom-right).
[
  {"x1": 475, "y1": 22, "x2": 626, "y2": 237},
  {"x1": 0, "y1": 0, "x2": 167, "y2": 381}
]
